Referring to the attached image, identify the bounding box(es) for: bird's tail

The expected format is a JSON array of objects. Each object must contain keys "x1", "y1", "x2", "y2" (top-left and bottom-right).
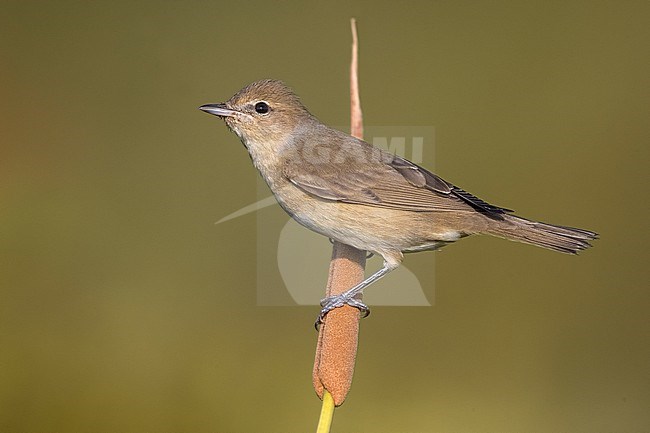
[{"x1": 485, "y1": 214, "x2": 598, "y2": 254}]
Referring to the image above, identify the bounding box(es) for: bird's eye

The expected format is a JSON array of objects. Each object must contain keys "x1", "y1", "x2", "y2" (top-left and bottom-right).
[{"x1": 254, "y1": 101, "x2": 270, "y2": 114}]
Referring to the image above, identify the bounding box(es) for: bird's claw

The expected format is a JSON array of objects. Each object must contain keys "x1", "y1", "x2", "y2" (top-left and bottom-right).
[{"x1": 314, "y1": 294, "x2": 370, "y2": 330}]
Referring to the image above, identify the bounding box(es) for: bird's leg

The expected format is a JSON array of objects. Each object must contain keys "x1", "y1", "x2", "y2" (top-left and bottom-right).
[{"x1": 316, "y1": 261, "x2": 399, "y2": 328}]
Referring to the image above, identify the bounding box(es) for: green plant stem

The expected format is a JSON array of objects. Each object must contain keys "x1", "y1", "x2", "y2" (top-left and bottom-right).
[{"x1": 316, "y1": 390, "x2": 335, "y2": 433}]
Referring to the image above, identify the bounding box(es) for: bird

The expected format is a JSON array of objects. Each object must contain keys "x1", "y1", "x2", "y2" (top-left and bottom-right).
[{"x1": 199, "y1": 79, "x2": 597, "y2": 324}]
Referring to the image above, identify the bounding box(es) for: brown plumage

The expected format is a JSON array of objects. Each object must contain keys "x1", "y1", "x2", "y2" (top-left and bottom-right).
[{"x1": 200, "y1": 79, "x2": 598, "y2": 321}]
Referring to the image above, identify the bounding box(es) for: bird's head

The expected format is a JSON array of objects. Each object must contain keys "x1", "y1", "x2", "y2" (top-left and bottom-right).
[{"x1": 200, "y1": 79, "x2": 312, "y2": 148}]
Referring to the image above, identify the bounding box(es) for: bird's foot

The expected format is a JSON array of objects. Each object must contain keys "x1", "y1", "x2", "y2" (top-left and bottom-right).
[{"x1": 314, "y1": 293, "x2": 370, "y2": 330}]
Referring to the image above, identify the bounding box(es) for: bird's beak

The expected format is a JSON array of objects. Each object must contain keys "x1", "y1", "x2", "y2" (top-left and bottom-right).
[{"x1": 199, "y1": 103, "x2": 238, "y2": 117}]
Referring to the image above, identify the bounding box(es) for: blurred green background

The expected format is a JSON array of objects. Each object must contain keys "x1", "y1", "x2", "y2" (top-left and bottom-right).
[{"x1": 1, "y1": 1, "x2": 649, "y2": 432}]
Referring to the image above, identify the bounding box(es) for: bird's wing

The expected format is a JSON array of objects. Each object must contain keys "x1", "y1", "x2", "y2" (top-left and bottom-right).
[{"x1": 283, "y1": 139, "x2": 511, "y2": 219}]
